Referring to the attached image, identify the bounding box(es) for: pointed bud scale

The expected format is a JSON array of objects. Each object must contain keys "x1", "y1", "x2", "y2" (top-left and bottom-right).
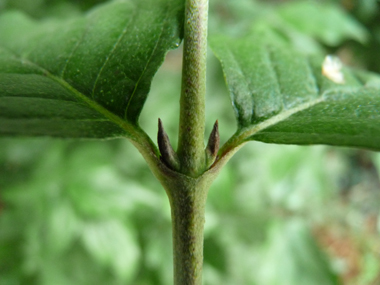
[
  {"x1": 205, "y1": 120, "x2": 220, "y2": 169},
  {"x1": 157, "y1": 118, "x2": 180, "y2": 171}
]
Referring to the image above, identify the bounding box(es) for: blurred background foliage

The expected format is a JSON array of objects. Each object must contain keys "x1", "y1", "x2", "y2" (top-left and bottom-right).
[{"x1": 1, "y1": 0, "x2": 380, "y2": 284}]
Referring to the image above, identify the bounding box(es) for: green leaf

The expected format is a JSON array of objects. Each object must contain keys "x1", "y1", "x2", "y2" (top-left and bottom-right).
[
  {"x1": 277, "y1": 1, "x2": 368, "y2": 45},
  {"x1": 0, "y1": 0, "x2": 183, "y2": 138},
  {"x1": 259, "y1": 219, "x2": 338, "y2": 285},
  {"x1": 82, "y1": 219, "x2": 140, "y2": 281},
  {"x1": 211, "y1": 34, "x2": 380, "y2": 151}
]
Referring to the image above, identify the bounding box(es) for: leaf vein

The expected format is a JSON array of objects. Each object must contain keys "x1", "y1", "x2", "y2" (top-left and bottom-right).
[
  {"x1": 0, "y1": 52, "x2": 139, "y2": 136},
  {"x1": 90, "y1": 13, "x2": 135, "y2": 99},
  {"x1": 124, "y1": 9, "x2": 169, "y2": 118},
  {"x1": 60, "y1": 24, "x2": 90, "y2": 78},
  {"x1": 238, "y1": 97, "x2": 325, "y2": 142}
]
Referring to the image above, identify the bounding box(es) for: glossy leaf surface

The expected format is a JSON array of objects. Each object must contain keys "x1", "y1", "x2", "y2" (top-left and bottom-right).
[
  {"x1": 0, "y1": 0, "x2": 183, "y2": 138},
  {"x1": 211, "y1": 34, "x2": 380, "y2": 150}
]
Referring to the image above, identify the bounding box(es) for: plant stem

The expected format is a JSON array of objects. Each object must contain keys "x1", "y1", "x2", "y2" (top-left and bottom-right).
[
  {"x1": 177, "y1": 0, "x2": 209, "y2": 177},
  {"x1": 158, "y1": 172, "x2": 215, "y2": 285},
  {"x1": 140, "y1": 0, "x2": 245, "y2": 281},
  {"x1": 169, "y1": 179, "x2": 207, "y2": 285},
  {"x1": 154, "y1": 0, "x2": 212, "y2": 284}
]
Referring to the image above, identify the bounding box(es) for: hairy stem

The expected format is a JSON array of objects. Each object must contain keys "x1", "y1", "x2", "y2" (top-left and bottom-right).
[
  {"x1": 154, "y1": 0, "x2": 214, "y2": 284},
  {"x1": 177, "y1": 0, "x2": 209, "y2": 176},
  {"x1": 166, "y1": 177, "x2": 209, "y2": 285}
]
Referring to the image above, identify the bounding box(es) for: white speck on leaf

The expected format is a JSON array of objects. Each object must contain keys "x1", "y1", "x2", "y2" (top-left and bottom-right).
[{"x1": 322, "y1": 55, "x2": 345, "y2": 84}]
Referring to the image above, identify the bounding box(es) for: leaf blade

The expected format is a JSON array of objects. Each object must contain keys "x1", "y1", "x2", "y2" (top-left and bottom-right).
[
  {"x1": 0, "y1": 0, "x2": 183, "y2": 138},
  {"x1": 211, "y1": 34, "x2": 380, "y2": 151}
]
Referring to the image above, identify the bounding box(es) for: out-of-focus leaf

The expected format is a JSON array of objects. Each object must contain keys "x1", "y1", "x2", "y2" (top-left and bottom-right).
[
  {"x1": 259, "y1": 219, "x2": 338, "y2": 285},
  {"x1": 142, "y1": 221, "x2": 173, "y2": 285},
  {"x1": 209, "y1": 0, "x2": 267, "y2": 37},
  {"x1": 210, "y1": 1, "x2": 366, "y2": 56},
  {"x1": 82, "y1": 220, "x2": 140, "y2": 281},
  {"x1": 211, "y1": 33, "x2": 380, "y2": 150},
  {"x1": 47, "y1": 201, "x2": 79, "y2": 253},
  {"x1": 357, "y1": 253, "x2": 380, "y2": 283},
  {"x1": 0, "y1": 0, "x2": 111, "y2": 18},
  {"x1": 277, "y1": 1, "x2": 368, "y2": 45},
  {"x1": 0, "y1": 138, "x2": 165, "y2": 284},
  {"x1": 353, "y1": 0, "x2": 380, "y2": 22},
  {"x1": 208, "y1": 165, "x2": 235, "y2": 211},
  {"x1": 0, "y1": 0, "x2": 183, "y2": 138}
]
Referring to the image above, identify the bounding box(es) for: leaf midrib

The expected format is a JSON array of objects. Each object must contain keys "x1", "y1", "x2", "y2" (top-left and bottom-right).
[
  {"x1": 238, "y1": 96, "x2": 325, "y2": 139},
  {"x1": 1, "y1": 51, "x2": 138, "y2": 138},
  {"x1": 219, "y1": 96, "x2": 326, "y2": 157},
  {"x1": 52, "y1": 72, "x2": 139, "y2": 137},
  {"x1": 221, "y1": 86, "x2": 377, "y2": 155}
]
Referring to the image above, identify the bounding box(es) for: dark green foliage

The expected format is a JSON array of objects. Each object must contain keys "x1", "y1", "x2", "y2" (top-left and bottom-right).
[
  {"x1": 0, "y1": 0, "x2": 183, "y2": 137},
  {"x1": 210, "y1": 2, "x2": 380, "y2": 150},
  {"x1": 212, "y1": 34, "x2": 380, "y2": 149},
  {"x1": 1, "y1": 0, "x2": 380, "y2": 284}
]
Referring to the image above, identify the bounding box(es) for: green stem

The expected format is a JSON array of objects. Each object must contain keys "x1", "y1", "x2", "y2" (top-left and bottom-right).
[
  {"x1": 177, "y1": 0, "x2": 209, "y2": 176},
  {"x1": 147, "y1": 0, "x2": 237, "y2": 284},
  {"x1": 165, "y1": 176, "x2": 209, "y2": 285},
  {"x1": 171, "y1": 0, "x2": 209, "y2": 280},
  {"x1": 154, "y1": 164, "x2": 222, "y2": 285}
]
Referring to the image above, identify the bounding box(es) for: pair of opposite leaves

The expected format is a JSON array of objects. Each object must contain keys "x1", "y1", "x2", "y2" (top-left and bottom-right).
[{"x1": 0, "y1": 0, "x2": 380, "y2": 151}]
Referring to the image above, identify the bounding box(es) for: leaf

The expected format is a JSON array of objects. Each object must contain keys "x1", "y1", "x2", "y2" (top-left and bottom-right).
[
  {"x1": 259, "y1": 219, "x2": 338, "y2": 285},
  {"x1": 81, "y1": 219, "x2": 140, "y2": 281},
  {"x1": 0, "y1": 0, "x2": 183, "y2": 138},
  {"x1": 211, "y1": 34, "x2": 380, "y2": 151},
  {"x1": 277, "y1": 1, "x2": 368, "y2": 45}
]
